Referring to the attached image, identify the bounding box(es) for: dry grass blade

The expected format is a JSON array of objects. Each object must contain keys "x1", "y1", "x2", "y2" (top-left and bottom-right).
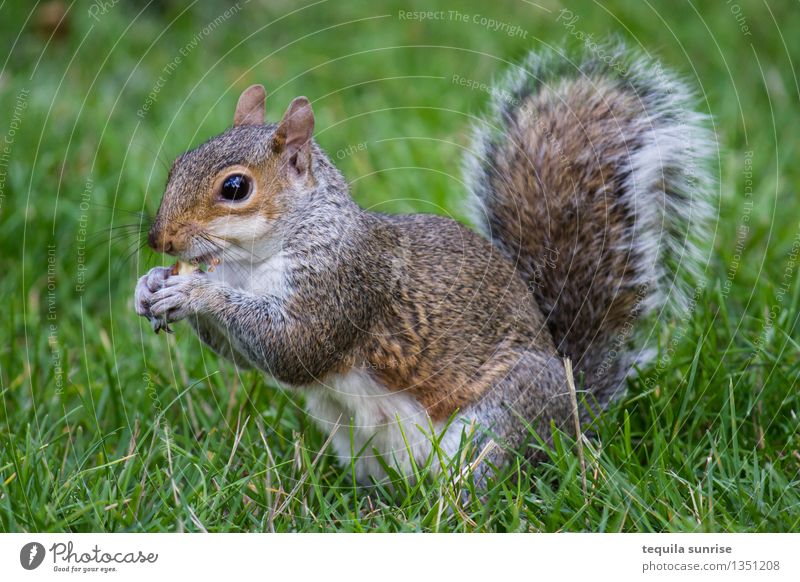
[{"x1": 564, "y1": 358, "x2": 587, "y2": 501}]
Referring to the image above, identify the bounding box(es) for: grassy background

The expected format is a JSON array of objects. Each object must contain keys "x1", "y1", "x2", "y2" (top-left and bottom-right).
[{"x1": 1, "y1": 0, "x2": 799, "y2": 532}]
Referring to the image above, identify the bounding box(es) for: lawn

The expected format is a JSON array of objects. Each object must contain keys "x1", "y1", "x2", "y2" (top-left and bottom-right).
[{"x1": 1, "y1": 0, "x2": 799, "y2": 532}]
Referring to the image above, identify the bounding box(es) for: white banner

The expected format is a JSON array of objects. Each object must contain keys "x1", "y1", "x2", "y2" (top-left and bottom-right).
[{"x1": 1, "y1": 533, "x2": 797, "y2": 581}]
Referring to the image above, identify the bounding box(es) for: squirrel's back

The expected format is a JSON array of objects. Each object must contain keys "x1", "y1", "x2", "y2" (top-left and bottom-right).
[{"x1": 465, "y1": 43, "x2": 715, "y2": 412}]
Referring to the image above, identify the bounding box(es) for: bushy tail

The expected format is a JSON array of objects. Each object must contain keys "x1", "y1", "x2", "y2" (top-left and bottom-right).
[{"x1": 465, "y1": 43, "x2": 715, "y2": 412}]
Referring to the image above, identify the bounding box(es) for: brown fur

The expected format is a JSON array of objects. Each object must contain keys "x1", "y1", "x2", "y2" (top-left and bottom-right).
[{"x1": 360, "y1": 214, "x2": 555, "y2": 421}]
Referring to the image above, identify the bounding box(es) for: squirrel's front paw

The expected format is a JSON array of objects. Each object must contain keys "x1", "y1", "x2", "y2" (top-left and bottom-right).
[
  {"x1": 134, "y1": 266, "x2": 173, "y2": 332},
  {"x1": 149, "y1": 272, "x2": 211, "y2": 326}
]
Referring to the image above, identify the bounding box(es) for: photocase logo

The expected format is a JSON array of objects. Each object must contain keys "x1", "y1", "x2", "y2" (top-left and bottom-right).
[{"x1": 20, "y1": 542, "x2": 46, "y2": 570}]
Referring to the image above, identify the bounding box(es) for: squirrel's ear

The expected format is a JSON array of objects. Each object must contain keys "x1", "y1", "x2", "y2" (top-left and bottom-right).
[
  {"x1": 275, "y1": 96, "x2": 314, "y2": 175},
  {"x1": 234, "y1": 84, "x2": 266, "y2": 126}
]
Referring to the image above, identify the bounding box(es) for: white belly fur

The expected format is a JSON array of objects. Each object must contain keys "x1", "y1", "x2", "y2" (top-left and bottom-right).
[{"x1": 303, "y1": 369, "x2": 467, "y2": 482}]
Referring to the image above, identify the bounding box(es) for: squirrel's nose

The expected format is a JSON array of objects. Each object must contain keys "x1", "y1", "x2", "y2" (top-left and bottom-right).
[{"x1": 147, "y1": 229, "x2": 174, "y2": 254}]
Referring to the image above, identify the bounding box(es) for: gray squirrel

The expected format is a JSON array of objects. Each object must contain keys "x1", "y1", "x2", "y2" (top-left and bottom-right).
[{"x1": 134, "y1": 44, "x2": 713, "y2": 482}]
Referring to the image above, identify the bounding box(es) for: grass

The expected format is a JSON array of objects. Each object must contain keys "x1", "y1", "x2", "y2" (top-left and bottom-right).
[{"x1": 1, "y1": 0, "x2": 799, "y2": 532}]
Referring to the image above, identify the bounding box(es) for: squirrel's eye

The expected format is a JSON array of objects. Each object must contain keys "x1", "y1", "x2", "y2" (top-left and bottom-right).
[{"x1": 220, "y1": 174, "x2": 251, "y2": 201}]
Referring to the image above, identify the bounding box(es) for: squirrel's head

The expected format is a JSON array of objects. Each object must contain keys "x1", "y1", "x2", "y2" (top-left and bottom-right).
[{"x1": 148, "y1": 84, "x2": 317, "y2": 264}]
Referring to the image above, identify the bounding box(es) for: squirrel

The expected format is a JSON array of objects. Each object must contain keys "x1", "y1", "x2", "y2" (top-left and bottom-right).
[{"x1": 134, "y1": 44, "x2": 713, "y2": 483}]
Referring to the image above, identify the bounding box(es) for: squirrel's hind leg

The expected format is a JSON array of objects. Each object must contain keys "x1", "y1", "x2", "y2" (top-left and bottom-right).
[{"x1": 462, "y1": 351, "x2": 573, "y2": 482}]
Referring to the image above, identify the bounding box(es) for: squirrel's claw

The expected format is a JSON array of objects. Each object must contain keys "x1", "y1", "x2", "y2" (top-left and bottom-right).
[{"x1": 148, "y1": 314, "x2": 173, "y2": 334}]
